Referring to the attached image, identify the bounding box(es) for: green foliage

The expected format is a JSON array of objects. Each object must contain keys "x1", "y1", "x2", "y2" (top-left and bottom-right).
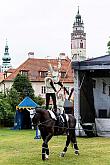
[
  {"x1": 34, "y1": 95, "x2": 45, "y2": 106},
  {"x1": 107, "y1": 40, "x2": 110, "y2": 54},
  {"x1": 12, "y1": 73, "x2": 35, "y2": 100},
  {"x1": 0, "y1": 96, "x2": 14, "y2": 127},
  {"x1": 0, "y1": 74, "x2": 45, "y2": 127},
  {"x1": 0, "y1": 89, "x2": 19, "y2": 127},
  {"x1": 6, "y1": 88, "x2": 20, "y2": 111}
]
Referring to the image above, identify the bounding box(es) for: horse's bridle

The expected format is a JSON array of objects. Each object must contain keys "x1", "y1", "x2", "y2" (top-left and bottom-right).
[{"x1": 31, "y1": 111, "x2": 53, "y2": 128}]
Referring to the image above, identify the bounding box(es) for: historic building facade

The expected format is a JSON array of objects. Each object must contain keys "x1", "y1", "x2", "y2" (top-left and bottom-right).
[
  {"x1": 0, "y1": 55, "x2": 74, "y2": 98},
  {"x1": 71, "y1": 7, "x2": 86, "y2": 61}
]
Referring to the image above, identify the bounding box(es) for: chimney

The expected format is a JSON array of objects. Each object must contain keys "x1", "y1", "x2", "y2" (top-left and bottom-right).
[
  {"x1": 59, "y1": 53, "x2": 66, "y2": 59},
  {"x1": 28, "y1": 52, "x2": 34, "y2": 58}
]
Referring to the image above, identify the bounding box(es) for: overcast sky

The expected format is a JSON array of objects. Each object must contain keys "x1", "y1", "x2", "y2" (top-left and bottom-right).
[{"x1": 0, "y1": 0, "x2": 110, "y2": 68}]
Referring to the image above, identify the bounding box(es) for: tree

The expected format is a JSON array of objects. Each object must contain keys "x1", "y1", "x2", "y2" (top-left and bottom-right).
[
  {"x1": 12, "y1": 74, "x2": 35, "y2": 100},
  {"x1": 34, "y1": 95, "x2": 45, "y2": 106},
  {"x1": 6, "y1": 88, "x2": 20, "y2": 111},
  {"x1": 0, "y1": 95, "x2": 14, "y2": 127}
]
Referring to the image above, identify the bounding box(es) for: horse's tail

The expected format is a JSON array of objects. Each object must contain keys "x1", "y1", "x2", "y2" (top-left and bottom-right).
[{"x1": 68, "y1": 114, "x2": 76, "y2": 128}]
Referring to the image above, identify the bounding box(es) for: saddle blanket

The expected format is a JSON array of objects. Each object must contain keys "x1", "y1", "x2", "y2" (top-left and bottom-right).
[
  {"x1": 65, "y1": 114, "x2": 69, "y2": 122},
  {"x1": 48, "y1": 110, "x2": 57, "y2": 120},
  {"x1": 60, "y1": 114, "x2": 69, "y2": 123}
]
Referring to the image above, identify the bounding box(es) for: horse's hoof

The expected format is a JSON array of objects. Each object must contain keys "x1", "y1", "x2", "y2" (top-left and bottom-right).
[
  {"x1": 75, "y1": 150, "x2": 79, "y2": 155},
  {"x1": 45, "y1": 158, "x2": 49, "y2": 160},
  {"x1": 60, "y1": 152, "x2": 65, "y2": 157},
  {"x1": 45, "y1": 154, "x2": 49, "y2": 160},
  {"x1": 42, "y1": 158, "x2": 48, "y2": 161}
]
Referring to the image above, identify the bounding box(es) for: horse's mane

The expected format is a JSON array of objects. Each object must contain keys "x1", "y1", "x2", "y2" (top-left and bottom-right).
[
  {"x1": 35, "y1": 108, "x2": 49, "y2": 117},
  {"x1": 35, "y1": 108, "x2": 45, "y2": 113}
]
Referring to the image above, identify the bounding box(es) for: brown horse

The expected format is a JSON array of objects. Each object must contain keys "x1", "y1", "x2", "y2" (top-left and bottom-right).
[{"x1": 32, "y1": 108, "x2": 79, "y2": 160}]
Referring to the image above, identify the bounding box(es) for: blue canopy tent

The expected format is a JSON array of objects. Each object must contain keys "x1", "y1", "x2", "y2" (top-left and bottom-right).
[
  {"x1": 16, "y1": 96, "x2": 39, "y2": 109},
  {"x1": 14, "y1": 96, "x2": 39, "y2": 129}
]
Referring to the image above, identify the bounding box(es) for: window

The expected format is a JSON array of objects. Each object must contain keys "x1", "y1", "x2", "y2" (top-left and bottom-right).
[
  {"x1": 41, "y1": 86, "x2": 46, "y2": 94},
  {"x1": 109, "y1": 86, "x2": 110, "y2": 96},
  {"x1": 93, "y1": 79, "x2": 96, "y2": 88},
  {"x1": 80, "y1": 42, "x2": 83, "y2": 48},
  {"x1": 20, "y1": 70, "x2": 28, "y2": 76},
  {"x1": 40, "y1": 71, "x2": 47, "y2": 78},
  {"x1": 98, "y1": 109, "x2": 107, "y2": 118},
  {"x1": 61, "y1": 72, "x2": 66, "y2": 78},
  {"x1": 103, "y1": 82, "x2": 106, "y2": 94}
]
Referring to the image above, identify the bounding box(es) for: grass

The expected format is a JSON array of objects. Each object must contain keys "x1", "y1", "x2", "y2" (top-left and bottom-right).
[{"x1": 0, "y1": 128, "x2": 110, "y2": 165}]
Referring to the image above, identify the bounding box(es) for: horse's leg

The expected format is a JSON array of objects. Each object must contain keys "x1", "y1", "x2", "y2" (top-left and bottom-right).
[
  {"x1": 42, "y1": 132, "x2": 53, "y2": 160},
  {"x1": 42, "y1": 143, "x2": 49, "y2": 160},
  {"x1": 45, "y1": 144, "x2": 49, "y2": 158},
  {"x1": 42, "y1": 135, "x2": 47, "y2": 161},
  {"x1": 60, "y1": 135, "x2": 70, "y2": 157},
  {"x1": 42, "y1": 142, "x2": 46, "y2": 160},
  {"x1": 70, "y1": 130, "x2": 79, "y2": 155},
  {"x1": 41, "y1": 135, "x2": 49, "y2": 157}
]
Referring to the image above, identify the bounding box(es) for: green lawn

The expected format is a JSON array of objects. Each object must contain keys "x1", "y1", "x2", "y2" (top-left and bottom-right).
[{"x1": 0, "y1": 128, "x2": 110, "y2": 165}]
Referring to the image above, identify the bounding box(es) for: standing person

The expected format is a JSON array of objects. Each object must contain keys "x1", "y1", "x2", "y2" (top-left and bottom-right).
[
  {"x1": 45, "y1": 71, "x2": 57, "y2": 111},
  {"x1": 57, "y1": 88, "x2": 66, "y2": 114},
  {"x1": 48, "y1": 60, "x2": 69, "y2": 95}
]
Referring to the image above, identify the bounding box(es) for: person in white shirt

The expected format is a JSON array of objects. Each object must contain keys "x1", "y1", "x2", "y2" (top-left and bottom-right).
[
  {"x1": 48, "y1": 61, "x2": 69, "y2": 95},
  {"x1": 45, "y1": 71, "x2": 57, "y2": 111}
]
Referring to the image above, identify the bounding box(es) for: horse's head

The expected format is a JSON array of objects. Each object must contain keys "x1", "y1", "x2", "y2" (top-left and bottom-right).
[{"x1": 32, "y1": 112, "x2": 41, "y2": 128}]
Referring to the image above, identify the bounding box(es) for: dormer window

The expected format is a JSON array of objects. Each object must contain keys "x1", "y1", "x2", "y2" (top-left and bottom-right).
[
  {"x1": 20, "y1": 70, "x2": 28, "y2": 76},
  {"x1": 39, "y1": 71, "x2": 47, "y2": 78}
]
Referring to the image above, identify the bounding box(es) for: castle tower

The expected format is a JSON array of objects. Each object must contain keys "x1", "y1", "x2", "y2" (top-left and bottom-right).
[
  {"x1": 1, "y1": 40, "x2": 12, "y2": 72},
  {"x1": 71, "y1": 7, "x2": 86, "y2": 61}
]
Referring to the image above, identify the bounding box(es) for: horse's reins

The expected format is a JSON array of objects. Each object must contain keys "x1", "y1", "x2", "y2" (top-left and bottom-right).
[
  {"x1": 37, "y1": 118, "x2": 53, "y2": 126},
  {"x1": 33, "y1": 112, "x2": 68, "y2": 129}
]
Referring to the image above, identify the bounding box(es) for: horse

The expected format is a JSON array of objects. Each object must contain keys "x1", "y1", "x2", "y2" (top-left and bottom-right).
[{"x1": 32, "y1": 108, "x2": 79, "y2": 160}]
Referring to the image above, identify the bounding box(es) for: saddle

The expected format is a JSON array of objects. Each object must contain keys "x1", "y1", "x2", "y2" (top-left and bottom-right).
[
  {"x1": 48, "y1": 109, "x2": 69, "y2": 129},
  {"x1": 55, "y1": 113, "x2": 69, "y2": 128}
]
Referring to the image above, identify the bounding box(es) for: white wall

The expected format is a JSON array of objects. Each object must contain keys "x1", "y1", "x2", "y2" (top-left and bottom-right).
[
  {"x1": 93, "y1": 78, "x2": 110, "y2": 117},
  {"x1": 32, "y1": 81, "x2": 73, "y2": 97},
  {"x1": 0, "y1": 81, "x2": 73, "y2": 99},
  {"x1": 0, "y1": 81, "x2": 13, "y2": 93},
  {"x1": 32, "y1": 82, "x2": 45, "y2": 97}
]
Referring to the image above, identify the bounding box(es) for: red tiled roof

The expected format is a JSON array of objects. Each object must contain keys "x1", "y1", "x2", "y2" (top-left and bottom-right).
[
  {"x1": 7, "y1": 68, "x2": 16, "y2": 73},
  {"x1": 0, "y1": 72, "x2": 4, "y2": 76},
  {"x1": 4, "y1": 57, "x2": 74, "y2": 83}
]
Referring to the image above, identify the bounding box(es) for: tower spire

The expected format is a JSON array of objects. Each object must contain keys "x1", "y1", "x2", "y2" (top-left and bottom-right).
[
  {"x1": 78, "y1": 6, "x2": 79, "y2": 14},
  {"x1": 1, "y1": 39, "x2": 12, "y2": 72}
]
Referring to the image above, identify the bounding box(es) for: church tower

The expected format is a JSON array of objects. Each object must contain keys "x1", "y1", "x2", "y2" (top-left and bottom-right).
[
  {"x1": 71, "y1": 7, "x2": 86, "y2": 61},
  {"x1": 1, "y1": 40, "x2": 12, "y2": 72}
]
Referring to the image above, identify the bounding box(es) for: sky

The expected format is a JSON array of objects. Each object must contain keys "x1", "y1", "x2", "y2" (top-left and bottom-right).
[{"x1": 0, "y1": 0, "x2": 110, "y2": 68}]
